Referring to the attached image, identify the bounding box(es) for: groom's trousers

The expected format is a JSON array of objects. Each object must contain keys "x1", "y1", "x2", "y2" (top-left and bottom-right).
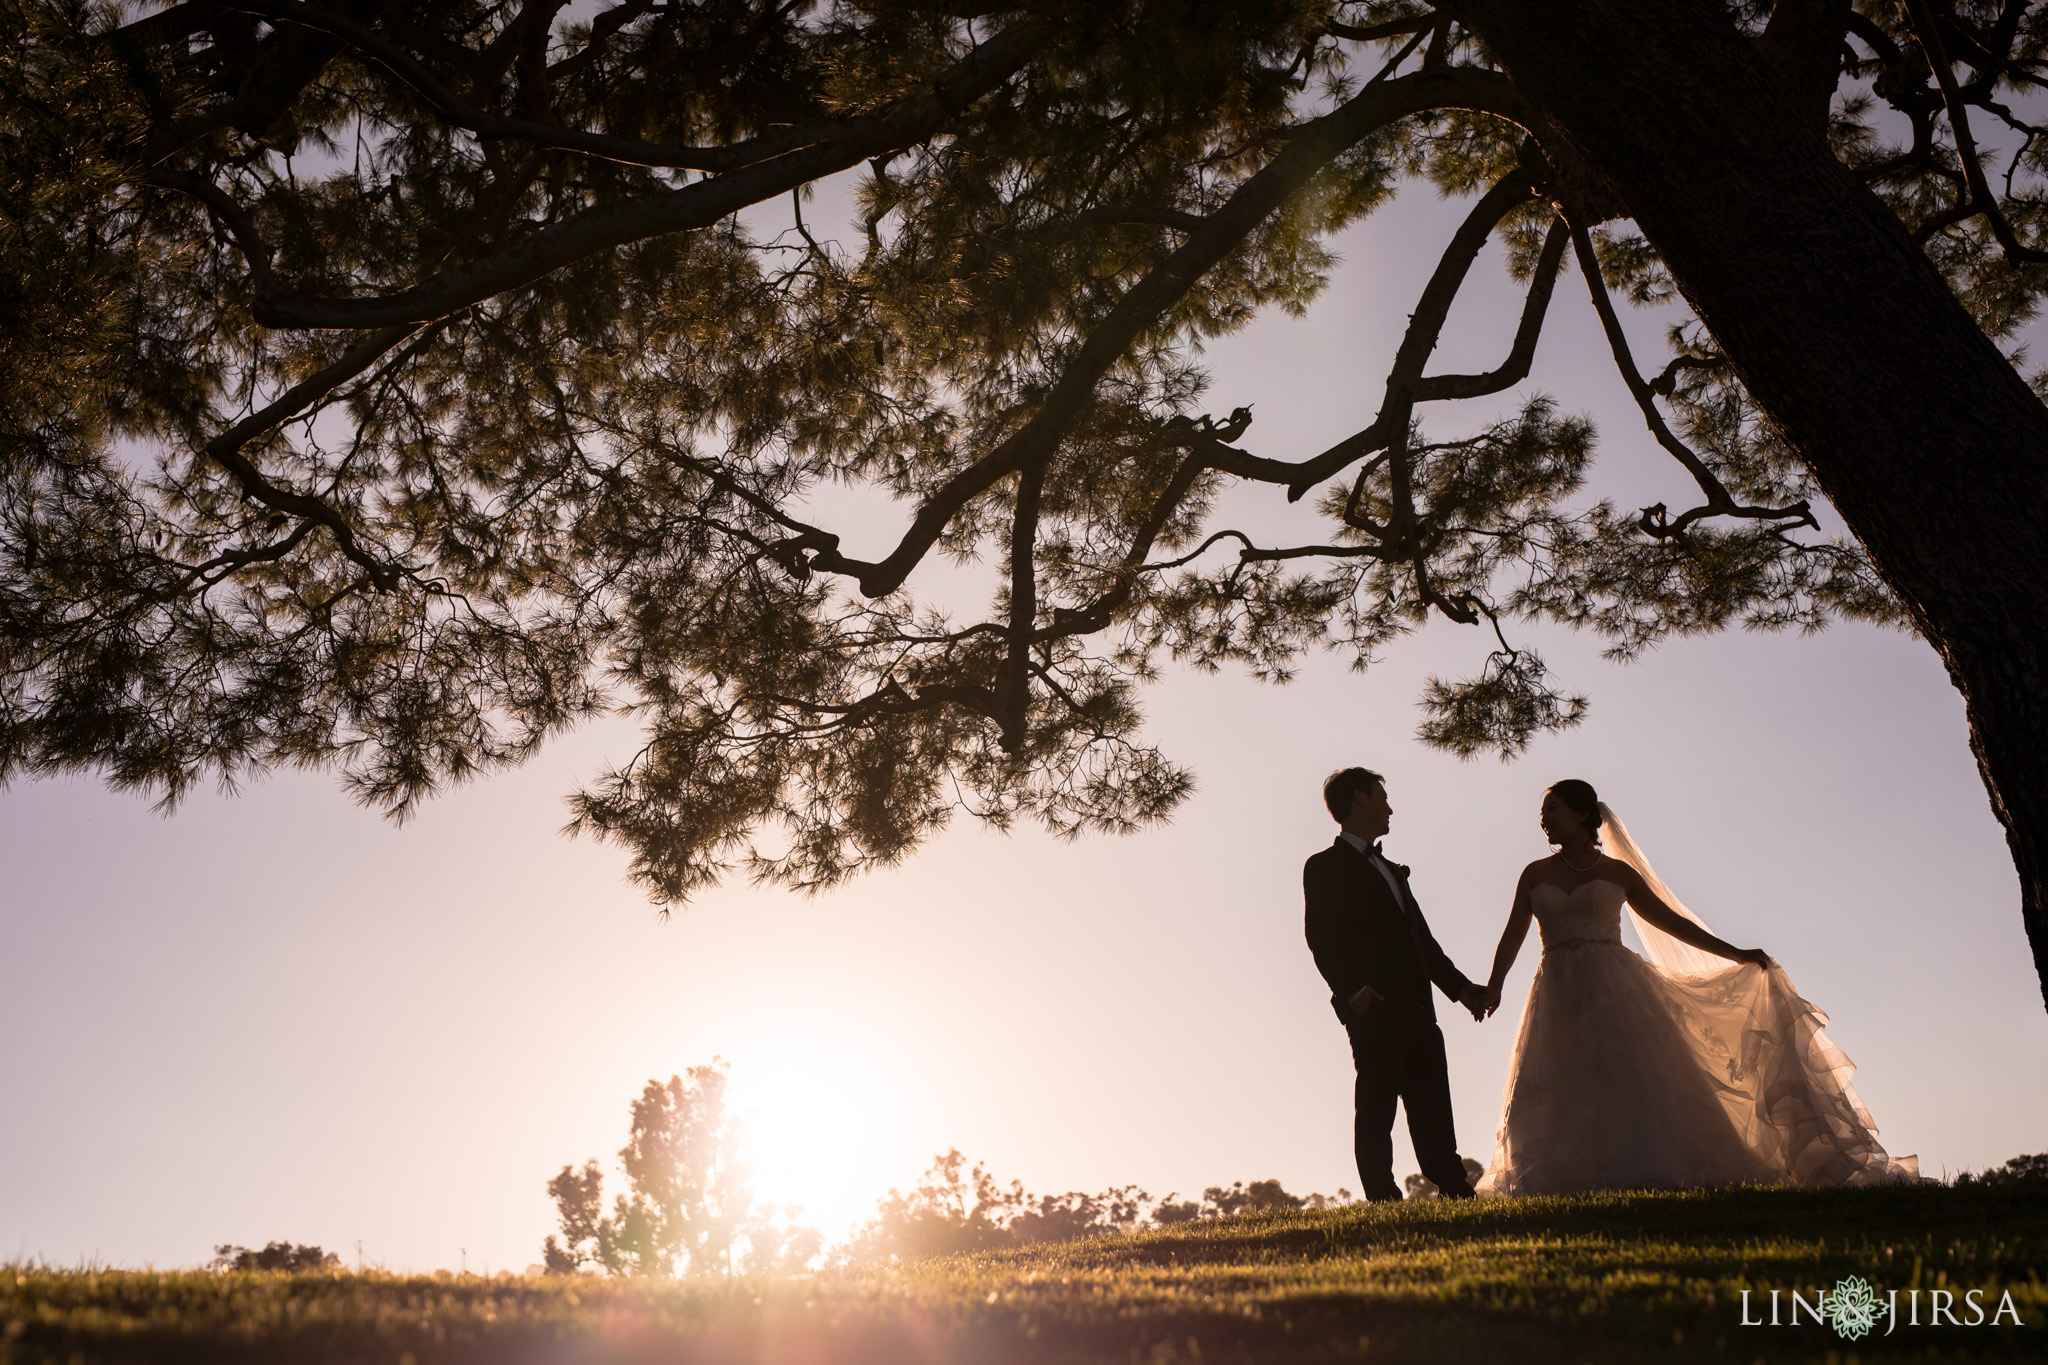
[{"x1": 1346, "y1": 1014, "x2": 1473, "y2": 1202}]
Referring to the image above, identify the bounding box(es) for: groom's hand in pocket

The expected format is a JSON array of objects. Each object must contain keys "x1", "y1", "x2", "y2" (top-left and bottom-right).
[{"x1": 1347, "y1": 984, "x2": 1385, "y2": 1017}]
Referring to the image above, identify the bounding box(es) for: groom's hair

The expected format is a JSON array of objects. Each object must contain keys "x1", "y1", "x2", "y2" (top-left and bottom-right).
[{"x1": 1322, "y1": 767, "x2": 1385, "y2": 821}]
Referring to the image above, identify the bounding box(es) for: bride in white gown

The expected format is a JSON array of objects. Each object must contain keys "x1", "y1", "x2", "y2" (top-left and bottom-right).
[{"x1": 1474, "y1": 779, "x2": 1918, "y2": 1195}]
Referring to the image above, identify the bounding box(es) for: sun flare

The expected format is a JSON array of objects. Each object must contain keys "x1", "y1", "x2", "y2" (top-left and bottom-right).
[{"x1": 721, "y1": 1028, "x2": 926, "y2": 1246}]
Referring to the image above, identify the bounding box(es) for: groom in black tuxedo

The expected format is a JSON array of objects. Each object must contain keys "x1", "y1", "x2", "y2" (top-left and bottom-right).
[{"x1": 1304, "y1": 767, "x2": 1488, "y2": 1202}]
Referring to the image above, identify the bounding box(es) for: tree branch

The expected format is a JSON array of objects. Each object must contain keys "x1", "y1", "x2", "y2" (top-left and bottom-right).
[
  {"x1": 545, "y1": 1, "x2": 660, "y2": 83},
  {"x1": 178, "y1": 518, "x2": 319, "y2": 590},
  {"x1": 1904, "y1": 0, "x2": 2048, "y2": 265},
  {"x1": 116, "y1": 11, "x2": 348, "y2": 166},
  {"x1": 803, "y1": 63, "x2": 1505, "y2": 597},
  {"x1": 140, "y1": 169, "x2": 278, "y2": 295},
  {"x1": 1326, "y1": 15, "x2": 1440, "y2": 44},
  {"x1": 1414, "y1": 213, "x2": 1567, "y2": 401},
  {"x1": 1646, "y1": 350, "x2": 1728, "y2": 396},
  {"x1": 201, "y1": 324, "x2": 423, "y2": 590},
  {"x1": 1063, "y1": 205, "x2": 1210, "y2": 234},
  {"x1": 240, "y1": 18, "x2": 1050, "y2": 328},
  {"x1": 1121, "y1": 102, "x2": 1565, "y2": 506},
  {"x1": 1569, "y1": 221, "x2": 1814, "y2": 538},
  {"x1": 1039, "y1": 446, "x2": 1212, "y2": 639},
  {"x1": 1236, "y1": 541, "x2": 1384, "y2": 563},
  {"x1": 242, "y1": 0, "x2": 1014, "y2": 174},
  {"x1": 1280, "y1": 163, "x2": 1536, "y2": 506},
  {"x1": 758, "y1": 679, "x2": 1001, "y2": 727},
  {"x1": 998, "y1": 462, "x2": 1044, "y2": 747}
]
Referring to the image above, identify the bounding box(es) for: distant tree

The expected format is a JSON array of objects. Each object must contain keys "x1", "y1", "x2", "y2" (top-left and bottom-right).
[
  {"x1": 1148, "y1": 1197, "x2": 1205, "y2": 1227},
  {"x1": 543, "y1": 1061, "x2": 818, "y2": 1276},
  {"x1": 10, "y1": 2, "x2": 2048, "y2": 1008},
  {"x1": 1954, "y1": 1151, "x2": 2048, "y2": 1188},
  {"x1": 540, "y1": 1159, "x2": 606, "y2": 1274},
  {"x1": 210, "y1": 1241, "x2": 340, "y2": 1272},
  {"x1": 1152, "y1": 1177, "x2": 1351, "y2": 1224},
  {"x1": 732, "y1": 1202, "x2": 826, "y2": 1274},
  {"x1": 1403, "y1": 1157, "x2": 1484, "y2": 1199},
  {"x1": 1004, "y1": 1187, "x2": 1151, "y2": 1245},
  {"x1": 852, "y1": 1158, "x2": 1352, "y2": 1252},
  {"x1": 843, "y1": 1149, "x2": 1147, "y2": 1259},
  {"x1": 1202, "y1": 1178, "x2": 1304, "y2": 1216}
]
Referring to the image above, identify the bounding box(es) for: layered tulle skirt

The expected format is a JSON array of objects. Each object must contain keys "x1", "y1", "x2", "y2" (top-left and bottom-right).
[{"x1": 1476, "y1": 939, "x2": 1917, "y2": 1195}]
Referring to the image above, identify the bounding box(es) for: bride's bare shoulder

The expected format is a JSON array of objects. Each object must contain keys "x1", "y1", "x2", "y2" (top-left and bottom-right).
[
  {"x1": 1516, "y1": 856, "x2": 1559, "y2": 883},
  {"x1": 1599, "y1": 855, "x2": 1648, "y2": 888}
]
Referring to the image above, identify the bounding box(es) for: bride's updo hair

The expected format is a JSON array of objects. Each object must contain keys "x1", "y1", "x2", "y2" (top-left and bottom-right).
[{"x1": 1547, "y1": 779, "x2": 1603, "y2": 844}]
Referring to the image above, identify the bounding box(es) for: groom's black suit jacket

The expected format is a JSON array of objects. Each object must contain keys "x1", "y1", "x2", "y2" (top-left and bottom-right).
[{"x1": 1304, "y1": 838, "x2": 1474, "y2": 1026}]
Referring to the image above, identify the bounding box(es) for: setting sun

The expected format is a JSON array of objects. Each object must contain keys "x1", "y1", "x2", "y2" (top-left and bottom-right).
[{"x1": 722, "y1": 1027, "x2": 928, "y2": 1246}]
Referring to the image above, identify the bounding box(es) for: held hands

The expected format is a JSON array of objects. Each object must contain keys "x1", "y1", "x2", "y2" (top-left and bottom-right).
[{"x1": 1357, "y1": 982, "x2": 1508, "y2": 1021}]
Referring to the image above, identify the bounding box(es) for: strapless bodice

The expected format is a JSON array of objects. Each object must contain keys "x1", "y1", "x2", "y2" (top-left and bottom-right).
[{"x1": 1529, "y1": 879, "x2": 1627, "y2": 952}]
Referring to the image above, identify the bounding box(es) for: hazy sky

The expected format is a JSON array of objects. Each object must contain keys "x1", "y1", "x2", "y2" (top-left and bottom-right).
[{"x1": 4, "y1": 177, "x2": 2043, "y2": 1274}]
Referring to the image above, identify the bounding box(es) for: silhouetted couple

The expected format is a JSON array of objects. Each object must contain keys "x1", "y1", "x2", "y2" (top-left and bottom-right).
[{"x1": 1303, "y1": 766, "x2": 1918, "y2": 1201}]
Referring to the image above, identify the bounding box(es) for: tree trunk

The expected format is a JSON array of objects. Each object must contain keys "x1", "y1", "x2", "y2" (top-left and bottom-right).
[{"x1": 1452, "y1": 0, "x2": 2048, "y2": 1009}]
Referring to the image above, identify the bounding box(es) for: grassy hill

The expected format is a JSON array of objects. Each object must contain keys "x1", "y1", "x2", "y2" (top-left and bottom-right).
[{"x1": 7, "y1": 1183, "x2": 2045, "y2": 1363}]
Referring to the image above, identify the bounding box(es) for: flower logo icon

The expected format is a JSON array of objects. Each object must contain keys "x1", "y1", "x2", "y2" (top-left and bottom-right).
[{"x1": 1828, "y1": 1276, "x2": 1881, "y2": 1340}]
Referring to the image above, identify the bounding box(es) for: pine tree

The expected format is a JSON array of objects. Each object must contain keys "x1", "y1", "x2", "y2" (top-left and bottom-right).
[{"x1": 5, "y1": 3, "x2": 2046, "y2": 1004}]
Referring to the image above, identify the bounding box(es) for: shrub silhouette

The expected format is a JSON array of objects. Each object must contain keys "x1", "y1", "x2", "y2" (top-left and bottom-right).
[
  {"x1": 847, "y1": 1156, "x2": 1351, "y2": 1256},
  {"x1": 1404, "y1": 1158, "x2": 1486, "y2": 1199},
  {"x1": 1955, "y1": 1152, "x2": 2048, "y2": 1188},
  {"x1": 210, "y1": 1242, "x2": 339, "y2": 1272}
]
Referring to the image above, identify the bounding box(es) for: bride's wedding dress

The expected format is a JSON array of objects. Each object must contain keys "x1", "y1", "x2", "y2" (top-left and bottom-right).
[{"x1": 1477, "y1": 812, "x2": 1918, "y2": 1195}]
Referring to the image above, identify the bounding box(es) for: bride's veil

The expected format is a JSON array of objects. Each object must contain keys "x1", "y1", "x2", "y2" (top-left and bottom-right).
[{"x1": 1596, "y1": 802, "x2": 1732, "y2": 977}]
